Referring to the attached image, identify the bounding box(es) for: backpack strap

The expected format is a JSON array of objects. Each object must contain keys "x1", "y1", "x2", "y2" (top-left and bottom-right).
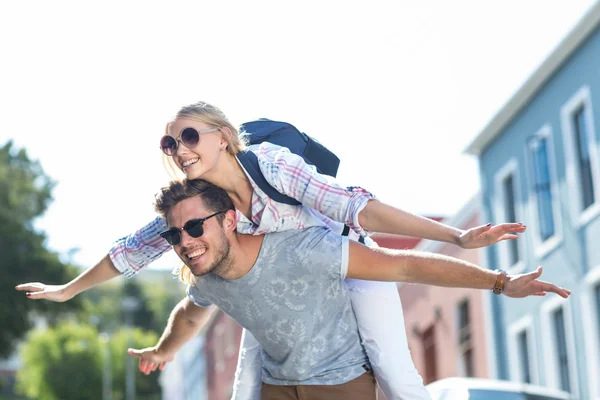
[{"x1": 236, "y1": 150, "x2": 301, "y2": 206}]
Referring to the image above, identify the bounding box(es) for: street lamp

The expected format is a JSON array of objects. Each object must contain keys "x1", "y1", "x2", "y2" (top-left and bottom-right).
[{"x1": 100, "y1": 332, "x2": 112, "y2": 400}]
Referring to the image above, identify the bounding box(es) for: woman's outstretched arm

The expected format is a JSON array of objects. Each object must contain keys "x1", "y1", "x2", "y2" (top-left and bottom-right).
[
  {"x1": 16, "y1": 216, "x2": 173, "y2": 301},
  {"x1": 16, "y1": 254, "x2": 120, "y2": 301},
  {"x1": 358, "y1": 199, "x2": 526, "y2": 249},
  {"x1": 258, "y1": 143, "x2": 525, "y2": 249}
]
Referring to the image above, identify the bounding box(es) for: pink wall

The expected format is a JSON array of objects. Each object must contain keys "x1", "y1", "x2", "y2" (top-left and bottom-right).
[
  {"x1": 204, "y1": 311, "x2": 243, "y2": 400},
  {"x1": 399, "y1": 213, "x2": 490, "y2": 383}
]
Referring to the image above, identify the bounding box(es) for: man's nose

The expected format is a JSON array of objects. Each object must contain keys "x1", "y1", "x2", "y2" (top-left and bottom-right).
[{"x1": 179, "y1": 230, "x2": 195, "y2": 247}]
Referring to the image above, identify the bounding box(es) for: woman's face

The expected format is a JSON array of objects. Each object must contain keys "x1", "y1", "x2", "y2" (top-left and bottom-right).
[{"x1": 165, "y1": 117, "x2": 226, "y2": 179}]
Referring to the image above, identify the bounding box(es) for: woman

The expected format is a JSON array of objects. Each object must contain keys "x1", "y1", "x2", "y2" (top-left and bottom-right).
[{"x1": 17, "y1": 101, "x2": 525, "y2": 400}]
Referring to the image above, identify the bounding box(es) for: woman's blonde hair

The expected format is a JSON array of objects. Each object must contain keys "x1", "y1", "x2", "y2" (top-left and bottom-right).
[{"x1": 162, "y1": 101, "x2": 248, "y2": 180}]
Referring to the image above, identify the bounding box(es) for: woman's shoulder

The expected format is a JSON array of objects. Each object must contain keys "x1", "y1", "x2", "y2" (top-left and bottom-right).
[{"x1": 250, "y1": 142, "x2": 293, "y2": 161}]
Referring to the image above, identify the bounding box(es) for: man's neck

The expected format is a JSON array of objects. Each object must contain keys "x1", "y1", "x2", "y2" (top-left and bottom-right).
[{"x1": 216, "y1": 233, "x2": 264, "y2": 280}]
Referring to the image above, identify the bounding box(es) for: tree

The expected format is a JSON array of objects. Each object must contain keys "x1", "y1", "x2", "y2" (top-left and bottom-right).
[
  {"x1": 16, "y1": 323, "x2": 161, "y2": 400},
  {"x1": 0, "y1": 141, "x2": 79, "y2": 358},
  {"x1": 108, "y1": 328, "x2": 161, "y2": 400},
  {"x1": 16, "y1": 323, "x2": 103, "y2": 400}
]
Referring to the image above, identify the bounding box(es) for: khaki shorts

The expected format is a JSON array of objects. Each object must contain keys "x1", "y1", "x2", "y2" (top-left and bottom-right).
[{"x1": 260, "y1": 371, "x2": 377, "y2": 400}]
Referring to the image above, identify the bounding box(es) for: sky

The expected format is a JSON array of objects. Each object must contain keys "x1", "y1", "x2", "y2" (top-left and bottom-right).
[{"x1": 0, "y1": 0, "x2": 597, "y2": 270}]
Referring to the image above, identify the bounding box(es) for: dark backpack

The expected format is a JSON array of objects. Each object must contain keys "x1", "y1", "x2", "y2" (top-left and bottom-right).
[{"x1": 237, "y1": 119, "x2": 340, "y2": 206}]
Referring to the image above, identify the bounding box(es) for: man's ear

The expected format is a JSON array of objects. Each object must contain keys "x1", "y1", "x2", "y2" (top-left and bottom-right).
[{"x1": 223, "y1": 209, "x2": 237, "y2": 232}]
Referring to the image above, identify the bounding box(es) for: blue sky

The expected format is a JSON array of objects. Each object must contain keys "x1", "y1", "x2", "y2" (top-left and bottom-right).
[{"x1": 0, "y1": 0, "x2": 597, "y2": 269}]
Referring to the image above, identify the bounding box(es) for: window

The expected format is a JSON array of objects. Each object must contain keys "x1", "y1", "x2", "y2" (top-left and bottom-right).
[
  {"x1": 526, "y1": 125, "x2": 562, "y2": 258},
  {"x1": 214, "y1": 321, "x2": 225, "y2": 372},
  {"x1": 573, "y1": 106, "x2": 595, "y2": 209},
  {"x1": 503, "y1": 174, "x2": 520, "y2": 265},
  {"x1": 552, "y1": 308, "x2": 570, "y2": 392},
  {"x1": 224, "y1": 317, "x2": 238, "y2": 357},
  {"x1": 421, "y1": 325, "x2": 437, "y2": 384},
  {"x1": 561, "y1": 85, "x2": 600, "y2": 226},
  {"x1": 596, "y1": 283, "x2": 600, "y2": 344},
  {"x1": 581, "y1": 267, "x2": 600, "y2": 399},
  {"x1": 517, "y1": 330, "x2": 531, "y2": 383},
  {"x1": 457, "y1": 300, "x2": 474, "y2": 377},
  {"x1": 494, "y1": 158, "x2": 525, "y2": 272},
  {"x1": 540, "y1": 298, "x2": 577, "y2": 394},
  {"x1": 508, "y1": 315, "x2": 537, "y2": 385}
]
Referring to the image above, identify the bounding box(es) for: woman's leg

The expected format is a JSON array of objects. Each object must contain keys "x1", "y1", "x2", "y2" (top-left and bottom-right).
[
  {"x1": 345, "y1": 278, "x2": 432, "y2": 400},
  {"x1": 231, "y1": 328, "x2": 263, "y2": 400}
]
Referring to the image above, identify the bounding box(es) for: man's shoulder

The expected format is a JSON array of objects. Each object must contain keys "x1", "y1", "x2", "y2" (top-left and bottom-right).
[{"x1": 261, "y1": 227, "x2": 344, "y2": 264}]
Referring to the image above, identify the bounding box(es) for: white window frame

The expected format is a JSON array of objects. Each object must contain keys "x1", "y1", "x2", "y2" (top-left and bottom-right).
[
  {"x1": 581, "y1": 266, "x2": 600, "y2": 400},
  {"x1": 540, "y1": 297, "x2": 579, "y2": 395},
  {"x1": 524, "y1": 124, "x2": 563, "y2": 259},
  {"x1": 494, "y1": 158, "x2": 526, "y2": 273},
  {"x1": 508, "y1": 314, "x2": 539, "y2": 385},
  {"x1": 560, "y1": 85, "x2": 600, "y2": 227}
]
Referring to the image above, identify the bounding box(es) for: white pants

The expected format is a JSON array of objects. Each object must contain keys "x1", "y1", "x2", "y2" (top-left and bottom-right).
[{"x1": 230, "y1": 279, "x2": 431, "y2": 400}]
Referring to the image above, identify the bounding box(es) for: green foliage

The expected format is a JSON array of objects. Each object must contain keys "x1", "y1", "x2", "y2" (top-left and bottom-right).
[
  {"x1": 78, "y1": 276, "x2": 182, "y2": 334},
  {"x1": 0, "y1": 141, "x2": 80, "y2": 358},
  {"x1": 16, "y1": 323, "x2": 161, "y2": 400},
  {"x1": 16, "y1": 323, "x2": 102, "y2": 400},
  {"x1": 108, "y1": 328, "x2": 161, "y2": 400}
]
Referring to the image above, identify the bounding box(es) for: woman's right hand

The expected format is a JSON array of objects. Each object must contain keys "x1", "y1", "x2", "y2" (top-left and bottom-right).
[{"x1": 15, "y1": 282, "x2": 73, "y2": 302}]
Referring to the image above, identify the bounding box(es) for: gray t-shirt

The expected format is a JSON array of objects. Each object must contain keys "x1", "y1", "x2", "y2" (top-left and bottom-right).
[{"x1": 187, "y1": 226, "x2": 369, "y2": 386}]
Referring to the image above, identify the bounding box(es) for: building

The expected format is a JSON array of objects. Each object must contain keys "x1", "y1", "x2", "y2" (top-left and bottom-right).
[
  {"x1": 373, "y1": 201, "x2": 492, "y2": 385},
  {"x1": 203, "y1": 311, "x2": 244, "y2": 400},
  {"x1": 396, "y1": 197, "x2": 491, "y2": 385},
  {"x1": 159, "y1": 335, "x2": 208, "y2": 400},
  {"x1": 466, "y1": 3, "x2": 600, "y2": 398}
]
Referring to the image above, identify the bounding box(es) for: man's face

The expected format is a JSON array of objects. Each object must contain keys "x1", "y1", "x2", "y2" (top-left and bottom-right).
[{"x1": 166, "y1": 196, "x2": 231, "y2": 277}]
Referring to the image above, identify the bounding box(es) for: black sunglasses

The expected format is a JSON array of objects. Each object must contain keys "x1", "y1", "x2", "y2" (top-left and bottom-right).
[
  {"x1": 159, "y1": 126, "x2": 220, "y2": 156},
  {"x1": 160, "y1": 211, "x2": 226, "y2": 245}
]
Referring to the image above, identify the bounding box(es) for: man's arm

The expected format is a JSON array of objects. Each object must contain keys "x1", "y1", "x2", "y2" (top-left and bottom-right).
[
  {"x1": 346, "y1": 241, "x2": 570, "y2": 298},
  {"x1": 128, "y1": 297, "x2": 216, "y2": 375}
]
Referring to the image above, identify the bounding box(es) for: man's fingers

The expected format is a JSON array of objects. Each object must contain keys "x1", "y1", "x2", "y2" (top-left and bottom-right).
[
  {"x1": 127, "y1": 348, "x2": 142, "y2": 359},
  {"x1": 159, "y1": 362, "x2": 167, "y2": 371},
  {"x1": 537, "y1": 281, "x2": 570, "y2": 298},
  {"x1": 139, "y1": 359, "x2": 149, "y2": 373},
  {"x1": 526, "y1": 266, "x2": 543, "y2": 281}
]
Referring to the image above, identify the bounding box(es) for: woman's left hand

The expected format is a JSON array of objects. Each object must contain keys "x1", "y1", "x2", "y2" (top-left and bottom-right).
[{"x1": 457, "y1": 222, "x2": 526, "y2": 249}]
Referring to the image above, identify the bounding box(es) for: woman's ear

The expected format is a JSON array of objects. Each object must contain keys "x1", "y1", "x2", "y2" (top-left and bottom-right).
[{"x1": 219, "y1": 126, "x2": 232, "y2": 149}]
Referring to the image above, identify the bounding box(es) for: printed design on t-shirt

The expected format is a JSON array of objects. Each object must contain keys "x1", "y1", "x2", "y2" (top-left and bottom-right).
[{"x1": 264, "y1": 318, "x2": 307, "y2": 357}]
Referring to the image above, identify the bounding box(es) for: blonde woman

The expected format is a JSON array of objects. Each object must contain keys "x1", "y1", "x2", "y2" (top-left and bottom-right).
[{"x1": 17, "y1": 101, "x2": 525, "y2": 400}]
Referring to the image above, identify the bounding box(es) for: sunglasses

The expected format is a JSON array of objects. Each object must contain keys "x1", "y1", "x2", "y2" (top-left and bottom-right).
[
  {"x1": 160, "y1": 211, "x2": 226, "y2": 245},
  {"x1": 159, "y1": 126, "x2": 220, "y2": 156}
]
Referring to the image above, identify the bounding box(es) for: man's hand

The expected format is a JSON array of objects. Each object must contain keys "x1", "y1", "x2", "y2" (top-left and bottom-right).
[
  {"x1": 127, "y1": 347, "x2": 174, "y2": 375},
  {"x1": 457, "y1": 222, "x2": 526, "y2": 249},
  {"x1": 15, "y1": 282, "x2": 73, "y2": 302},
  {"x1": 504, "y1": 267, "x2": 571, "y2": 298}
]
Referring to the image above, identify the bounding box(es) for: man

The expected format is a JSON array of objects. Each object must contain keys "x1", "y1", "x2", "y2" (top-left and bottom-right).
[{"x1": 128, "y1": 179, "x2": 570, "y2": 400}]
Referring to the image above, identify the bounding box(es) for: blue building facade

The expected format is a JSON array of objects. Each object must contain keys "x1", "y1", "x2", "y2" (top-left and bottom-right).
[{"x1": 466, "y1": 3, "x2": 600, "y2": 399}]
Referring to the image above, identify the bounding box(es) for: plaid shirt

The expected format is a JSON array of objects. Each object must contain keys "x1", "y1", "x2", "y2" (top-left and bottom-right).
[{"x1": 109, "y1": 142, "x2": 375, "y2": 277}]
